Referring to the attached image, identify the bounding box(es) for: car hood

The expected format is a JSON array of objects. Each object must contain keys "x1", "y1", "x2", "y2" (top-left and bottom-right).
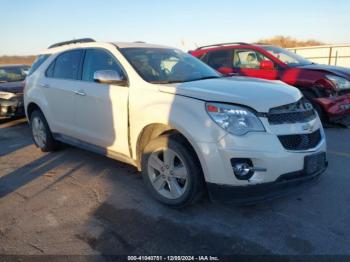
[
  {"x1": 298, "y1": 64, "x2": 350, "y2": 79},
  {"x1": 0, "y1": 81, "x2": 24, "y2": 94},
  {"x1": 158, "y1": 77, "x2": 302, "y2": 112}
]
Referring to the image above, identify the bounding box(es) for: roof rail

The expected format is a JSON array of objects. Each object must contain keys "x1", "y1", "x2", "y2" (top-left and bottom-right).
[
  {"x1": 48, "y1": 38, "x2": 96, "y2": 49},
  {"x1": 196, "y1": 42, "x2": 249, "y2": 50}
]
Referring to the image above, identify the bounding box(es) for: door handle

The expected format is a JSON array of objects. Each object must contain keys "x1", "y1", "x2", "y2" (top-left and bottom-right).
[
  {"x1": 39, "y1": 83, "x2": 50, "y2": 88},
  {"x1": 74, "y1": 90, "x2": 86, "y2": 96}
]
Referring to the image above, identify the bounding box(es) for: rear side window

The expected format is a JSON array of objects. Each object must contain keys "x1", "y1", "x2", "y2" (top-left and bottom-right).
[
  {"x1": 46, "y1": 61, "x2": 55, "y2": 78},
  {"x1": 47, "y1": 50, "x2": 83, "y2": 80},
  {"x1": 207, "y1": 50, "x2": 233, "y2": 70},
  {"x1": 82, "y1": 49, "x2": 125, "y2": 82},
  {"x1": 28, "y1": 54, "x2": 50, "y2": 76}
]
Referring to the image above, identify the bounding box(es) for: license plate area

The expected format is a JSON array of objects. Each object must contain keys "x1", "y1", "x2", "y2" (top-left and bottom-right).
[{"x1": 304, "y1": 152, "x2": 326, "y2": 175}]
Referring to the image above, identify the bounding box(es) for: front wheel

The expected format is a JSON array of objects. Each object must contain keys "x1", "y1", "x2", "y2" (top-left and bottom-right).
[{"x1": 141, "y1": 135, "x2": 204, "y2": 208}]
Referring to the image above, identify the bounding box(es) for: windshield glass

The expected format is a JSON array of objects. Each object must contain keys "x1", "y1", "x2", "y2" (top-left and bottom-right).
[
  {"x1": 261, "y1": 46, "x2": 313, "y2": 67},
  {"x1": 120, "y1": 48, "x2": 220, "y2": 83},
  {"x1": 0, "y1": 66, "x2": 28, "y2": 83}
]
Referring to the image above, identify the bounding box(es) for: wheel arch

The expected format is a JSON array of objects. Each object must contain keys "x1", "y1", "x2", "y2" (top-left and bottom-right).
[
  {"x1": 27, "y1": 102, "x2": 44, "y2": 120},
  {"x1": 298, "y1": 85, "x2": 329, "y2": 122},
  {"x1": 135, "y1": 123, "x2": 206, "y2": 181}
]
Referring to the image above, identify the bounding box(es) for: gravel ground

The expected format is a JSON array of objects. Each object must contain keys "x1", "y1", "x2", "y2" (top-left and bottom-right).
[{"x1": 0, "y1": 118, "x2": 349, "y2": 257}]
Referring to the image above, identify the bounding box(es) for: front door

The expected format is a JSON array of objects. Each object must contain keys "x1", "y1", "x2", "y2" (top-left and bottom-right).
[{"x1": 232, "y1": 49, "x2": 279, "y2": 80}]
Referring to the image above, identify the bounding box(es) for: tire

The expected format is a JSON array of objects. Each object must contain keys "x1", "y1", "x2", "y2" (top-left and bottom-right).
[
  {"x1": 141, "y1": 135, "x2": 205, "y2": 208},
  {"x1": 30, "y1": 110, "x2": 58, "y2": 152},
  {"x1": 302, "y1": 90, "x2": 328, "y2": 123}
]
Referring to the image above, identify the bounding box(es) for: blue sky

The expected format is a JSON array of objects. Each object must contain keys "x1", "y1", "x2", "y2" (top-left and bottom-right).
[{"x1": 1, "y1": 0, "x2": 350, "y2": 55}]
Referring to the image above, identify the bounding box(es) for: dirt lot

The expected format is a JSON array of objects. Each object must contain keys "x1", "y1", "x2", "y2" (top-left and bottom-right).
[
  {"x1": 0, "y1": 118, "x2": 349, "y2": 256},
  {"x1": 0, "y1": 56, "x2": 35, "y2": 65}
]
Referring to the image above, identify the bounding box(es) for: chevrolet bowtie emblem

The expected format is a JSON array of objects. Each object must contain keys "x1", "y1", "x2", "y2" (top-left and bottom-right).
[{"x1": 302, "y1": 123, "x2": 314, "y2": 132}]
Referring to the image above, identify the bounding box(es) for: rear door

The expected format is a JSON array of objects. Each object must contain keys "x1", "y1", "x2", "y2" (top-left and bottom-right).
[
  {"x1": 42, "y1": 49, "x2": 84, "y2": 137},
  {"x1": 232, "y1": 49, "x2": 279, "y2": 80},
  {"x1": 74, "y1": 48, "x2": 130, "y2": 155}
]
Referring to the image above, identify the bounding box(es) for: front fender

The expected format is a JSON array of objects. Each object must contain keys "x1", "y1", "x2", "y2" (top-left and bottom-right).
[
  {"x1": 129, "y1": 91, "x2": 227, "y2": 182},
  {"x1": 130, "y1": 93, "x2": 226, "y2": 150}
]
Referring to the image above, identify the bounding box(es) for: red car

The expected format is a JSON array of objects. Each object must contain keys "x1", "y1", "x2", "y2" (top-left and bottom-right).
[{"x1": 190, "y1": 43, "x2": 350, "y2": 126}]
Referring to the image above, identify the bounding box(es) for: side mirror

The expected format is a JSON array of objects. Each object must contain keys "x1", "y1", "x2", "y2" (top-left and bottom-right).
[
  {"x1": 217, "y1": 67, "x2": 234, "y2": 75},
  {"x1": 93, "y1": 70, "x2": 127, "y2": 86},
  {"x1": 260, "y1": 60, "x2": 274, "y2": 70}
]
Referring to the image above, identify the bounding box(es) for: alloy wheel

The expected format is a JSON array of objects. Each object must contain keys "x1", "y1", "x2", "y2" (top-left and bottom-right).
[
  {"x1": 147, "y1": 148, "x2": 188, "y2": 200},
  {"x1": 32, "y1": 117, "x2": 47, "y2": 148}
]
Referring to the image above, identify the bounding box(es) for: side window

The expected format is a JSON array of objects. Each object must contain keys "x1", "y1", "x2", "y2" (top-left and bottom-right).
[
  {"x1": 50, "y1": 50, "x2": 83, "y2": 80},
  {"x1": 207, "y1": 50, "x2": 232, "y2": 70},
  {"x1": 46, "y1": 60, "x2": 55, "y2": 77},
  {"x1": 198, "y1": 53, "x2": 208, "y2": 64},
  {"x1": 82, "y1": 49, "x2": 125, "y2": 82},
  {"x1": 28, "y1": 54, "x2": 50, "y2": 76},
  {"x1": 233, "y1": 49, "x2": 272, "y2": 69}
]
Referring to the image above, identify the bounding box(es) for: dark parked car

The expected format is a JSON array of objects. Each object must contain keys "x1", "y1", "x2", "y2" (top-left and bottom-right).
[
  {"x1": 190, "y1": 43, "x2": 350, "y2": 126},
  {"x1": 0, "y1": 64, "x2": 29, "y2": 118}
]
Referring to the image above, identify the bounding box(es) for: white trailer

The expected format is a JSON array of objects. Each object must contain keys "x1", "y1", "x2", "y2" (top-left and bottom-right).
[{"x1": 288, "y1": 44, "x2": 350, "y2": 68}]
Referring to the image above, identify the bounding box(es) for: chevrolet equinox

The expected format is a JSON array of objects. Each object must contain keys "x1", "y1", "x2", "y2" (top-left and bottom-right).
[{"x1": 24, "y1": 39, "x2": 327, "y2": 207}]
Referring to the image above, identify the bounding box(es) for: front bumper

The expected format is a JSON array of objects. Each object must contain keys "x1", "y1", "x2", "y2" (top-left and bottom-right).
[
  {"x1": 0, "y1": 94, "x2": 24, "y2": 118},
  {"x1": 207, "y1": 163, "x2": 327, "y2": 204},
  {"x1": 316, "y1": 93, "x2": 350, "y2": 118},
  {"x1": 195, "y1": 115, "x2": 327, "y2": 204}
]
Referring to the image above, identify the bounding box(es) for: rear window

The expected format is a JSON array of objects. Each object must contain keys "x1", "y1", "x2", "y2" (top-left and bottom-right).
[{"x1": 28, "y1": 54, "x2": 50, "y2": 76}]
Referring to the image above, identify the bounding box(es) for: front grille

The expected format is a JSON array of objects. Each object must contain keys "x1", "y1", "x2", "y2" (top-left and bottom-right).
[
  {"x1": 268, "y1": 98, "x2": 317, "y2": 125},
  {"x1": 278, "y1": 129, "x2": 322, "y2": 150}
]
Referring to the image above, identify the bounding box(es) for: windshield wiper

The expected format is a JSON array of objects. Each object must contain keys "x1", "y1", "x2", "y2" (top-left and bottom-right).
[
  {"x1": 189, "y1": 76, "x2": 221, "y2": 81},
  {"x1": 150, "y1": 80, "x2": 186, "y2": 84},
  {"x1": 175, "y1": 76, "x2": 221, "y2": 83}
]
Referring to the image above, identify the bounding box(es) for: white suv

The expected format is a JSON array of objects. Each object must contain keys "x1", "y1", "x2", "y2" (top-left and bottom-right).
[{"x1": 24, "y1": 39, "x2": 327, "y2": 207}]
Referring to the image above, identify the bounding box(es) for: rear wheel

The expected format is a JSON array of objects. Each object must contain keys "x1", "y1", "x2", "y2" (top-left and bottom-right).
[
  {"x1": 141, "y1": 135, "x2": 204, "y2": 208},
  {"x1": 30, "y1": 110, "x2": 58, "y2": 152}
]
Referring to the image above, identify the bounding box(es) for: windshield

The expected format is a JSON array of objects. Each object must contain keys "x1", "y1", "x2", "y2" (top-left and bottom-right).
[
  {"x1": 261, "y1": 46, "x2": 313, "y2": 67},
  {"x1": 120, "y1": 48, "x2": 220, "y2": 83},
  {"x1": 0, "y1": 66, "x2": 28, "y2": 83}
]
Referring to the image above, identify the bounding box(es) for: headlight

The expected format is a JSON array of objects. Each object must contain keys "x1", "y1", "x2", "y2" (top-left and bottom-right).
[
  {"x1": 325, "y1": 75, "x2": 350, "y2": 90},
  {"x1": 0, "y1": 91, "x2": 15, "y2": 100},
  {"x1": 206, "y1": 103, "x2": 265, "y2": 136}
]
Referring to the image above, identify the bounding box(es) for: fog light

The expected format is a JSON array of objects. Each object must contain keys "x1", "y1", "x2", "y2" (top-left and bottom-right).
[
  {"x1": 234, "y1": 163, "x2": 253, "y2": 176},
  {"x1": 231, "y1": 158, "x2": 255, "y2": 180}
]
